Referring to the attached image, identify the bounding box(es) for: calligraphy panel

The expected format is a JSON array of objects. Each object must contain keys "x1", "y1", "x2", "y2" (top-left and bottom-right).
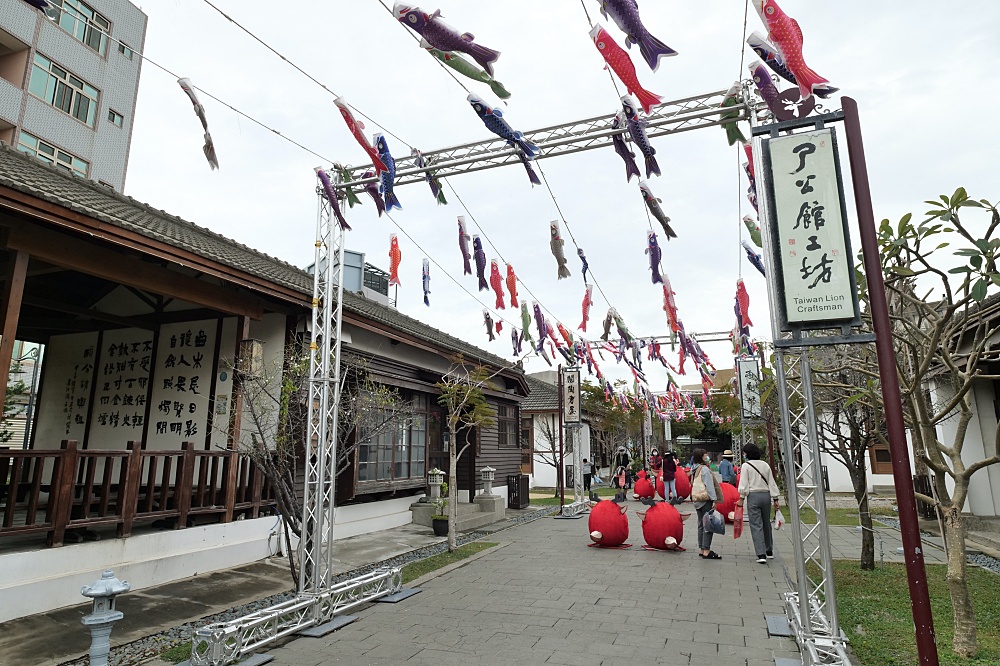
[
  {"x1": 31, "y1": 332, "x2": 98, "y2": 449},
  {"x1": 146, "y1": 320, "x2": 216, "y2": 449},
  {"x1": 87, "y1": 328, "x2": 153, "y2": 449}
]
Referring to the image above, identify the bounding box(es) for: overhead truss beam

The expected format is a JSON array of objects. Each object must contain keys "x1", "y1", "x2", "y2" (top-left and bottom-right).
[{"x1": 336, "y1": 89, "x2": 745, "y2": 187}]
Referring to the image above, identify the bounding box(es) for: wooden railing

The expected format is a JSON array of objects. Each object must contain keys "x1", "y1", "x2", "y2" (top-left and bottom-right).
[{"x1": 0, "y1": 440, "x2": 274, "y2": 547}]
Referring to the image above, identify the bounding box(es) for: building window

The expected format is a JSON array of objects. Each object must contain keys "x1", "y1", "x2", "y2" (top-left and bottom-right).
[
  {"x1": 44, "y1": 0, "x2": 111, "y2": 55},
  {"x1": 520, "y1": 416, "x2": 533, "y2": 474},
  {"x1": 118, "y1": 42, "x2": 133, "y2": 59},
  {"x1": 869, "y1": 443, "x2": 893, "y2": 475},
  {"x1": 28, "y1": 53, "x2": 100, "y2": 127},
  {"x1": 108, "y1": 109, "x2": 123, "y2": 127},
  {"x1": 497, "y1": 404, "x2": 518, "y2": 448},
  {"x1": 356, "y1": 392, "x2": 432, "y2": 484},
  {"x1": 17, "y1": 131, "x2": 89, "y2": 177}
]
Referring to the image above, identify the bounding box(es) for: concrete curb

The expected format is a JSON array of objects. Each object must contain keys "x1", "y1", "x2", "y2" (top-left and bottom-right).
[{"x1": 407, "y1": 541, "x2": 509, "y2": 588}]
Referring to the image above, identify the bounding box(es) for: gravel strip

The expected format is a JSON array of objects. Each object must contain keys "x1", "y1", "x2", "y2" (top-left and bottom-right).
[
  {"x1": 59, "y1": 506, "x2": 558, "y2": 666},
  {"x1": 874, "y1": 516, "x2": 1000, "y2": 575}
]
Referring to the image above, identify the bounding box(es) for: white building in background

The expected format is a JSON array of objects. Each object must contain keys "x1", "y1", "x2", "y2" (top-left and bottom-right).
[
  {"x1": 523, "y1": 373, "x2": 592, "y2": 489},
  {"x1": 0, "y1": 0, "x2": 147, "y2": 191}
]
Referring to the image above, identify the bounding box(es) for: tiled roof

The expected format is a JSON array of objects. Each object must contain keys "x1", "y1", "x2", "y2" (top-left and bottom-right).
[
  {"x1": 522, "y1": 375, "x2": 558, "y2": 411},
  {"x1": 0, "y1": 145, "x2": 519, "y2": 374}
]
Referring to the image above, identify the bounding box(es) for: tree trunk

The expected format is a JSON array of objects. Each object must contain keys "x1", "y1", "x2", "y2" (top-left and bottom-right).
[
  {"x1": 283, "y1": 519, "x2": 298, "y2": 589},
  {"x1": 942, "y1": 504, "x2": 977, "y2": 657},
  {"x1": 852, "y1": 466, "x2": 875, "y2": 570},
  {"x1": 447, "y1": 424, "x2": 458, "y2": 552}
]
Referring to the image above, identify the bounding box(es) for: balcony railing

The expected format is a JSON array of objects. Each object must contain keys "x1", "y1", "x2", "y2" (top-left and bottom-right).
[{"x1": 0, "y1": 440, "x2": 274, "y2": 547}]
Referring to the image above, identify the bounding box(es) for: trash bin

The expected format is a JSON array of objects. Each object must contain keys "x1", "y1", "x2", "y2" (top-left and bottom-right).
[{"x1": 507, "y1": 474, "x2": 529, "y2": 509}]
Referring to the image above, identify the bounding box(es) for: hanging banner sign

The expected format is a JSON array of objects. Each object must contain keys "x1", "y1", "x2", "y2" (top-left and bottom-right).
[
  {"x1": 737, "y1": 357, "x2": 762, "y2": 420},
  {"x1": 762, "y1": 127, "x2": 861, "y2": 331},
  {"x1": 561, "y1": 367, "x2": 581, "y2": 424}
]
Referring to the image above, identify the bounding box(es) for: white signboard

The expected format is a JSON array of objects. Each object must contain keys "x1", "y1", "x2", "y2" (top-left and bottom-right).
[
  {"x1": 737, "y1": 358, "x2": 762, "y2": 420},
  {"x1": 32, "y1": 332, "x2": 97, "y2": 449},
  {"x1": 88, "y1": 328, "x2": 154, "y2": 449},
  {"x1": 561, "y1": 367, "x2": 581, "y2": 424},
  {"x1": 765, "y1": 128, "x2": 859, "y2": 329}
]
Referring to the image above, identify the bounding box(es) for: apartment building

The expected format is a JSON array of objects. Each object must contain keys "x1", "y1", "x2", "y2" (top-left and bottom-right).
[{"x1": 0, "y1": 0, "x2": 146, "y2": 191}]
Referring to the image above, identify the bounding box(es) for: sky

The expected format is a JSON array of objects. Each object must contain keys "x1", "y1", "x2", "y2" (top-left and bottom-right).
[{"x1": 121, "y1": 0, "x2": 1000, "y2": 392}]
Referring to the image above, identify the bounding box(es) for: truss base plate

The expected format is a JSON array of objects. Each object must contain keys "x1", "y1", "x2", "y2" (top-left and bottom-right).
[
  {"x1": 297, "y1": 614, "x2": 358, "y2": 637},
  {"x1": 766, "y1": 614, "x2": 794, "y2": 637},
  {"x1": 374, "y1": 588, "x2": 421, "y2": 603},
  {"x1": 181, "y1": 655, "x2": 274, "y2": 666}
]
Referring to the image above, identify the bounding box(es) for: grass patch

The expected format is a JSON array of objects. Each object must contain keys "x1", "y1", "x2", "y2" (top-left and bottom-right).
[
  {"x1": 835, "y1": 561, "x2": 1000, "y2": 664},
  {"x1": 400, "y1": 541, "x2": 497, "y2": 584},
  {"x1": 160, "y1": 642, "x2": 192, "y2": 664},
  {"x1": 797, "y1": 505, "x2": 897, "y2": 525}
]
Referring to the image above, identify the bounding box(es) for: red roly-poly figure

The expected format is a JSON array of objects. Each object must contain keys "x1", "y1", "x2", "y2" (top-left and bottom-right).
[
  {"x1": 588, "y1": 500, "x2": 630, "y2": 547},
  {"x1": 637, "y1": 502, "x2": 684, "y2": 550}
]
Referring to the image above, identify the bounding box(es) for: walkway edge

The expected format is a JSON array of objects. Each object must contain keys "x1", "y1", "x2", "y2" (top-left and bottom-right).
[{"x1": 407, "y1": 542, "x2": 510, "y2": 588}]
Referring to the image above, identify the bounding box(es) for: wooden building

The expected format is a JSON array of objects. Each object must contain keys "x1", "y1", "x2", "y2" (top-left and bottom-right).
[{"x1": 0, "y1": 145, "x2": 525, "y2": 620}]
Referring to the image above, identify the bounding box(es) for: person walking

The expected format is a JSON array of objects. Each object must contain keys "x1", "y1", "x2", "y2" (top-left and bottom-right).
[
  {"x1": 582, "y1": 458, "x2": 593, "y2": 492},
  {"x1": 737, "y1": 443, "x2": 781, "y2": 563},
  {"x1": 662, "y1": 451, "x2": 677, "y2": 501},
  {"x1": 719, "y1": 450, "x2": 737, "y2": 486},
  {"x1": 690, "y1": 448, "x2": 722, "y2": 560}
]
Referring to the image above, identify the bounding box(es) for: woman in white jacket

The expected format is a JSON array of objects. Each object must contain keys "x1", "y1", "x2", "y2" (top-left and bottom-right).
[{"x1": 737, "y1": 443, "x2": 781, "y2": 564}]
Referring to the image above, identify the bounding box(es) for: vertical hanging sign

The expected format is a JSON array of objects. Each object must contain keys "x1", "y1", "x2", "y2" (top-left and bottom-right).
[
  {"x1": 737, "y1": 357, "x2": 762, "y2": 420},
  {"x1": 762, "y1": 127, "x2": 861, "y2": 331},
  {"x1": 561, "y1": 367, "x2": 581, "y2": 424}
]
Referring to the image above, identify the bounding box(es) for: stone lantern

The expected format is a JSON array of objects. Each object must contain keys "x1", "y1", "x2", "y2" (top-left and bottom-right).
[
  {"x1": 481, "y1": 466, "x2": 496, "y2": 496},
  {"x1": 80, "y1": 570, "x2": 131, "y2": 666},
  {"x1": 427, "y1": 468, "x2": 445, "y2": 500}
]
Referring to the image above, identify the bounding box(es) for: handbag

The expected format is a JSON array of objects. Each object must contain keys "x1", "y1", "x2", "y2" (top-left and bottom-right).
[
  {"x1": 703, "y1": 509, "x2": 726, "y2": 535},
  {"x1": 690, "y1": 466, "x2": 710, "y2": 501}
]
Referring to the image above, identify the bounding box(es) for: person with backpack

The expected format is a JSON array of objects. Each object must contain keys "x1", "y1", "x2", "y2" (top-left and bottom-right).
[{"x1": 737, "y1": 443, "x2": 781, "y2": 563}]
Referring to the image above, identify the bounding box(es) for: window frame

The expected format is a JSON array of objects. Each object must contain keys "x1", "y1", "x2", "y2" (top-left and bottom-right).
[
  {"x1": 356, "y1": 390, "x2": 435, "y2": 486},
  {"x1": 17, "y1": 130, "x2": 89, "y2": 178},
  {"x1": 497, "y1": 403, "x2": 518, "y2": 448},
  {"x1": 28, "y1": 53, "x2": 100, "y2": 127},
  {"x1": 107, "y1": 109, "x2": 123, "y2": 127},
  {"x1": 45, "y1": 0, "x2": 112, "y2": 56},
  {"x1": 869, "y1": 443, "x2": 894, "y2": 475}
]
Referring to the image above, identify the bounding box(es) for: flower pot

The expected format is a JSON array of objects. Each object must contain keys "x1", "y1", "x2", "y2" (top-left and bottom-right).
[{"x1": 432, "y1": 517, "x2": 448, "y2": 537}]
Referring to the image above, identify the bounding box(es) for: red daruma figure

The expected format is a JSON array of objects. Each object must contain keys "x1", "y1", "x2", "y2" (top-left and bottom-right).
[
  {"x1": 717, "y1": 482, "x2": 740, "y2": 523},
  {"x1": 588, "y1": 500, "x2": 630, "y2": 547},
  {"x1": 637, "y1": 502, "x2": 684, "y2": 550},
  {"x1": 673, "y1": 467, "x2": 691, "y2": 500},
  {"x1": 633, "y1": 476, "x2": 655, "y2": 500}
]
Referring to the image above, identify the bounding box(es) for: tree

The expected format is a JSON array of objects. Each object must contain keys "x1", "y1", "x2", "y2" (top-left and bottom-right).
[
  {"x1": 237, "y1": 345, "x2": 411, "y2": 585},
  {"x1": 436, "y1": 355, "x2": 497, "y2": 552},
  {"x1": 865, "y1": 188, "x2": 1000, "y2": 657},
  {"x1": 808, "y1": 346, "x2": 883, "y2": 570},
  {"x1": 532, "y1": 412, "x2": 561, "y2": 497},
  {"x1": 580, "y1": 380, "x2": 642, "y2": 465},
  {"x1": 1, "y1": 378, "x2": 27, "y2": 445}
]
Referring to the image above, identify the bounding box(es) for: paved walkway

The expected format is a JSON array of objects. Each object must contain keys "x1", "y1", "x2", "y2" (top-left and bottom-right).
[{"x1": 267, "y1": 506, "x2": 801, "y2": 666}]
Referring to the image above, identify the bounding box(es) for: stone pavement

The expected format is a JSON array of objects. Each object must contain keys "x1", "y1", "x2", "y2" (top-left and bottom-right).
[{"x1": 266, "y1": 505, "x2": 801, "y2": 666}]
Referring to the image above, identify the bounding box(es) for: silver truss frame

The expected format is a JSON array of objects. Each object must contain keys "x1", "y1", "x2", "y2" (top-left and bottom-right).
[
  {"x1": 300, "y1": 179, "x2": 347, "y2": 597},
  {"x1": 189, "y1": 567, "x2": 402, "y2": 665},
  {"x1": 752, "y1": 99, "x2": 851, "y2": 664},
  {"x1": 335, "y1": 90, "x2": 745, "y2": 187}
]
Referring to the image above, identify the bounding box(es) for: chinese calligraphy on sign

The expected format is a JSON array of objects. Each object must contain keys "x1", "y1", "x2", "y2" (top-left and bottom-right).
[
  {"x1": 562, "y1": 367, "x2": 581, "y2": 424},
  {"x1": 737, "y1": 358, "x2": 762, "y2": 420},
  {"x1": 147, "y1": 320, "x2": 217, "y2": 447},
  {"x1": 763, "y1": 128, "x2": 860, "y2": 330},
  {"x1": 89, "y1": 328, "x2": 153, "y2": 447}
]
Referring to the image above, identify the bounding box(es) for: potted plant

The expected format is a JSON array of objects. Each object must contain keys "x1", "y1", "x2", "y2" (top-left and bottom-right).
[{"x1": 431, "y1": 482, "x2": 449, "y2": 536}]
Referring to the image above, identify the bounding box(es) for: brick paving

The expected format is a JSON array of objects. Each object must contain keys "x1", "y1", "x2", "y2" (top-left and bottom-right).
[{"x1": 268, "y1": 504, "x2": 801, "y2": 666}]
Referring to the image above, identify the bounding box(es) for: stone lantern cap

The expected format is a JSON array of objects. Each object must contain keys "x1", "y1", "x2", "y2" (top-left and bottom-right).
[
  {"x1": 81, "y1": 570, "x2": 131, "y2": 598},
  {"x1": 481, "y1": 466, "x2": 496, "y2": 479}
]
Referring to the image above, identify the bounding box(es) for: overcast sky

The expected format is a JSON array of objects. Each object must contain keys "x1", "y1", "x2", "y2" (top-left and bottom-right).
[{"x1": 123, "y1": 0, "x2": 999, "y2": 390}]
